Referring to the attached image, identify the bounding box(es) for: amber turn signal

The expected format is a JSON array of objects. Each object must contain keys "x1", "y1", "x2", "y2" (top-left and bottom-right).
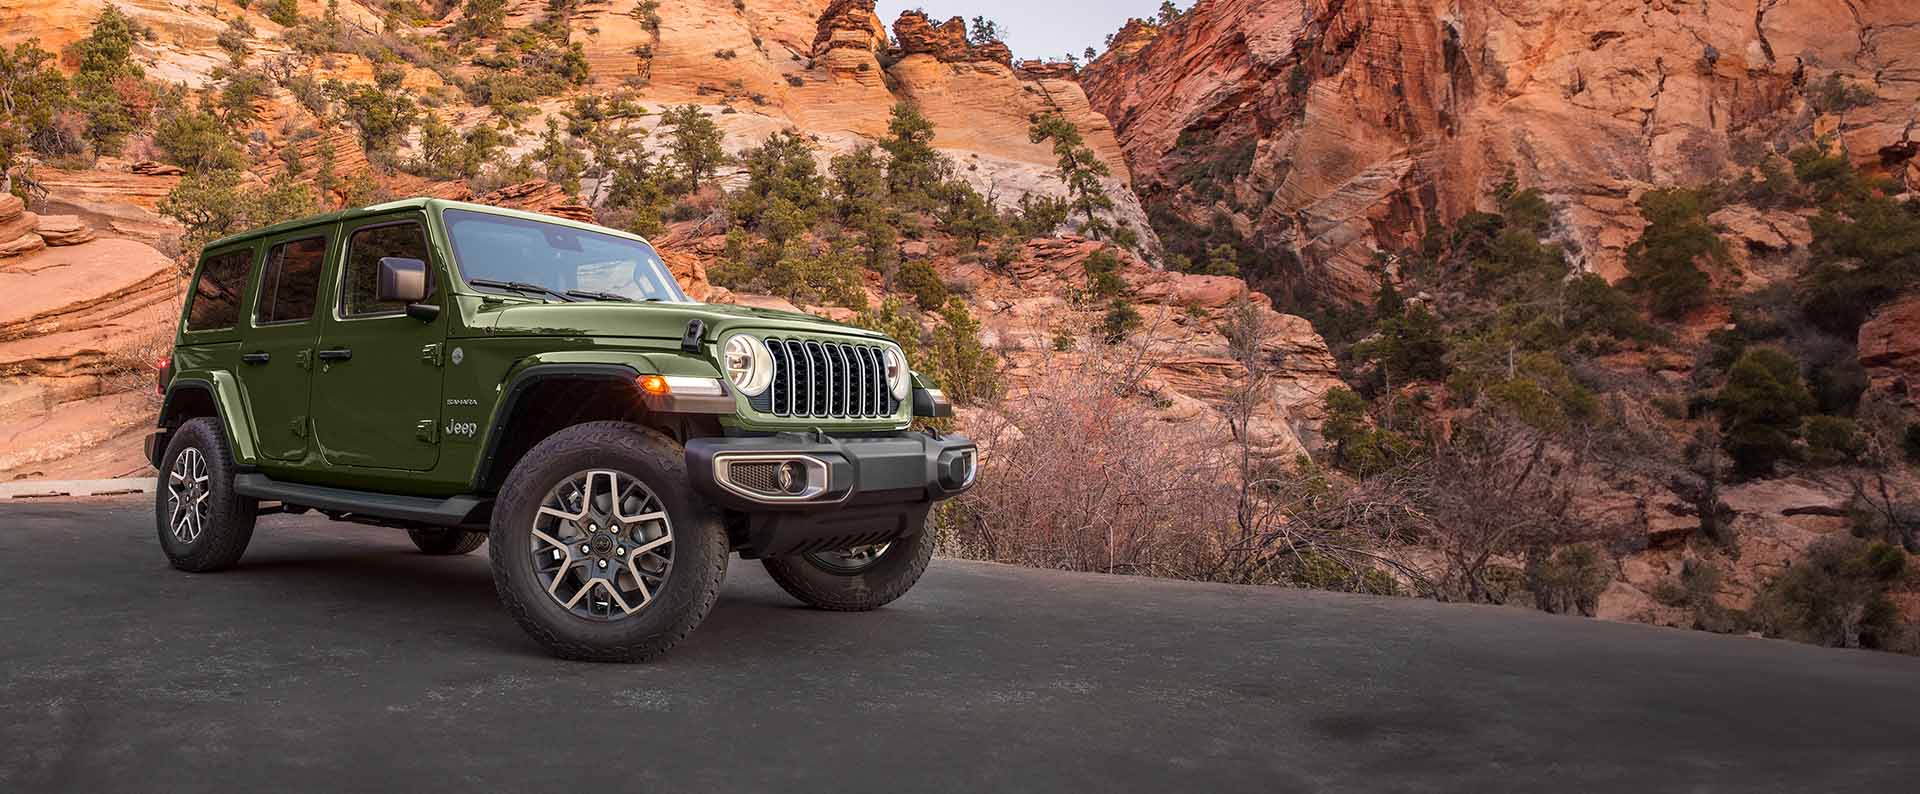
[{"x1": 637, "y1": 374, "x2": 670, "y2": 395}]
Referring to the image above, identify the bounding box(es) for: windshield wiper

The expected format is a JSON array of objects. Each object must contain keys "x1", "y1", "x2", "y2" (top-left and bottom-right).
[
  {"x1": 564, "y1": 289, "x2": 636, "y2": 302},
  {"x1": 469, "y1": 278, "x2": 579, "y2": 302}
]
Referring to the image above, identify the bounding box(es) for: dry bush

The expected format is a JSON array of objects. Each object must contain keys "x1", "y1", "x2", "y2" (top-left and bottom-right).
[
  {"x1": 946, "y1": 303, "x2": 1424, "y2": 592},
  {"x1": 950, "y1": 356, "x2": 1241, "y2": 578},
  {"x1": 96, "y1": 327, "x2": 174, "y2": 410},
  {"x1": 1413, "y1": 416, "x2": 1635, "y2": 604}
]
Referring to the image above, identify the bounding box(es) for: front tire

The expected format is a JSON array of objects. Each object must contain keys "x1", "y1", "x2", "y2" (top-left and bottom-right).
[
  {"x1": 762, "y1": 528, "x2": 935, "y2": 611},
  {"x1": 407, "y1": 527, "x2": 487, "y2": 555},
  {"x1": 489, "y1": 421, "x2": 729, "y2": 662},
  {"x1": 155, "y1": 417, "x2": 257, "y2": 572}
]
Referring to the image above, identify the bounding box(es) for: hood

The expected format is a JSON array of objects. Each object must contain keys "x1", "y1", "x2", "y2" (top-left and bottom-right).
[{"x1": 479, "y1": 300, "x2": 890, "y2": 344}]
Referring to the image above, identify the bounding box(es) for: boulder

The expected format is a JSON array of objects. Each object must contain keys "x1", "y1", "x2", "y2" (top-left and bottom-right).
[
  {"x1": 33, "y1": 215, "x2": 95, "y2": 247},
  {"x1": 1859, "y1": 293, "x2": 1920, "y2": 405},
  {"x1": 0, "y1": 209, "x2": 39, "y2": 244},
  {"x1": 0, "y1": 233, "x2": 45, "y2": 259}
]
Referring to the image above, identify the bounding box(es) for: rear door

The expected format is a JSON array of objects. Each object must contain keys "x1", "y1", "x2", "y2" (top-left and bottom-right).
[
  {"x1": 239, "y1": 231, "x2": 331, "y2": 463},
  {"x1": 309, "y1": 213, "x2": 447, "y2": 471}
]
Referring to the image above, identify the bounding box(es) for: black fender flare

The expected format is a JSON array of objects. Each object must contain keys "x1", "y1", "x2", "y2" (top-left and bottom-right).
[
  {"x1": 151, "y1": 379, "x2": 237, "y2": 468},
  {"x1": 470, "y1": 363, "x2": 643, "y2": 492}
]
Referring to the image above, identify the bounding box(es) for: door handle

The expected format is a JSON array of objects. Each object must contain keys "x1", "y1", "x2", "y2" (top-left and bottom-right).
[
  {"x1": 317, "y1": 348, "x2": 353, "y2": 362},
  {"x1": 241, "y1": 351, "x2": 271, "y2": 364}
]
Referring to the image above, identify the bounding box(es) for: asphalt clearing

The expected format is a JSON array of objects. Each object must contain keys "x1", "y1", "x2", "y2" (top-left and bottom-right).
[{"x1": 2, "y1": 496, "x2": 1917, "y2": 792}]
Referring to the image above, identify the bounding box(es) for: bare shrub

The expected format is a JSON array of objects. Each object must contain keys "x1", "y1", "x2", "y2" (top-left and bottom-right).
[
  {"x1": 97, "y1": 324, "x2": 174, "y2": 410},
  {"x1": 1415, "y1": 416, "x2": 1634, "y2": 603},
  {"x1": 948, "y1": 304, "x2": 1419, "y2": 592},
  {"x1": 951, "y1": 355, "x2": 1240, "y2": 578}
]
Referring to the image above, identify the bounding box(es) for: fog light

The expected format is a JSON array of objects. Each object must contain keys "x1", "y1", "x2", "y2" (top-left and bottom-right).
[{"x1": 778, "y1": 460, "x2": 808, "y2": 495}]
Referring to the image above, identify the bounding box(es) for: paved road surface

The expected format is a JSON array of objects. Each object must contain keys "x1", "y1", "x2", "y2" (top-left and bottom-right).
[{"x1": 1, "y1": 497, "x2": 1917, "y2": 792}]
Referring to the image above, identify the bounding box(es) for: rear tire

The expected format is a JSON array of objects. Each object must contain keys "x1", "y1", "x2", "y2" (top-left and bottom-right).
[
  {"x1": 489, "y1": 421, "x2": 729, "y2": 662},
  {"x1": 155, "y1": 417, "x2": 257, "y2": 572},
  {"x1": 407, "y1": 527, "x2": 487, "y2": 555},
  {"x1": 762, "y1": 528, "x2": 935, "y2": 611}
]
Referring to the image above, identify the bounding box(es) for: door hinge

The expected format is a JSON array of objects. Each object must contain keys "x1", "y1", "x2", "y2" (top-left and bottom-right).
[
  {"x1": 290, "y1": 416, "x2": 308, "y2": 438},
  {"x1": 415, "y1": 420, "x2": 439, "y2": 444},
  {"x1": 295, "y1": 348, "x2": 313, "y2": 371},
  {"x1": 421, "y1": 343, "x2": 443, "y2": 367}
]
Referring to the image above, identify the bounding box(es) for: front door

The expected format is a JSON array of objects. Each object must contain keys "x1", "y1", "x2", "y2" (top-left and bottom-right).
[
  {"x1": 240, "y1": 232, "x2": 331, "y2": 463},
  {"x1": 310, "y1": 214, "x2": 447, "y2": 471}
]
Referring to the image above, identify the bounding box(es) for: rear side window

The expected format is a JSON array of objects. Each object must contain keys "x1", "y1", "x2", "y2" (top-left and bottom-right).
[
  {"x1": 255, "y1": 236, "x2": 328, "y2": 325},
  {"x1": 340, "y1": 222, "x2": 431, "y2": 317},
  {"x1": 185, "y1": 247, "x2": 253, "y2": 331}
]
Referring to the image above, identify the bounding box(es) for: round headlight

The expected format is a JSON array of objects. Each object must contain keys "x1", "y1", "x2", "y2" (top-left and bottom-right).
[
  {"x1": 723, "y1": 335, "x2": 773, "y2": 396},
  {"x1": 883, "y1": 347, "x2": 911, "y2": 402}
]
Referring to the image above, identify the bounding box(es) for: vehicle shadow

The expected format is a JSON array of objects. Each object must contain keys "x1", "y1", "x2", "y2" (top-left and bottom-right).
[{"x1": 218, "y1": 534, "x2": 915, "y2": 664}]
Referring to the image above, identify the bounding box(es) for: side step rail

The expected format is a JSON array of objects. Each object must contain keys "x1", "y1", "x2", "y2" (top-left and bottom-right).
[{"x1": 233, "y1": 474, "x2": 491, "y2": 529}]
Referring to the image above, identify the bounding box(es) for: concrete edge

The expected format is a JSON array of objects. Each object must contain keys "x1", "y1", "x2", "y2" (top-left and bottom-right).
[{"x1": 0, "y1": 478, "x2": 153, "y2": 500}]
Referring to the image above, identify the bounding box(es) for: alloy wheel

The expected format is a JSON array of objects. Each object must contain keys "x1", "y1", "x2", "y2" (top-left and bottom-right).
[
  {"x1": 530, "y1": 470, "x2": 674, "y2": 621},
  {"x1": 166, "y1": 447, "x2": 210, "y2": 544}
]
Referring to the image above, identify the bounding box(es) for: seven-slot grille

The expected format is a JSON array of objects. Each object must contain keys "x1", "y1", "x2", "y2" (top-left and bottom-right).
[{"x1": 757, "y1": 337, "x2": 897, "y2": 419}]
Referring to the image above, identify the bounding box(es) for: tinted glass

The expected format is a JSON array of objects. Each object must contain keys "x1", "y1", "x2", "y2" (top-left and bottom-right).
[
  {"x1": 443, "y1": 209, "x2": 685, "y2": 302},
  {"x1": 256, "y1": 236, "x2": 327, "y2": 324},
  {"x1": 341, "y1": 222, "x2": 431, "y2": 317},
  {"x1": 185, "y1": 247, "x2": 253, "y2": 331}
]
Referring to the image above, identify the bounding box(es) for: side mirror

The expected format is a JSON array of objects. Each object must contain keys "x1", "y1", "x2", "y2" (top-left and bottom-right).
[{"x1": 376, "y1": 257, "x2": 430, "y2": 304}]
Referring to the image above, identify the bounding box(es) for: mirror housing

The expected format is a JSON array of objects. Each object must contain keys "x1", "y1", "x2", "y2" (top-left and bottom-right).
[{"x1": 377, "y1": 257, "x2": 430, "y2": 304}]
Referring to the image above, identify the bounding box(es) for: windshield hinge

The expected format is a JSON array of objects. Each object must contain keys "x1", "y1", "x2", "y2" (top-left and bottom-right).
[
  {"x1": 421, "y1": 343, "x2": 443, "y2": 367},
  {"x1": 415, "y1": 420, "x2": 438, "y2": 444}
]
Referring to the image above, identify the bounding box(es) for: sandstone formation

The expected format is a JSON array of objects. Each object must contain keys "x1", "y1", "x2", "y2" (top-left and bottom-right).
[
  {"x1": 0, "y1": 195, "x2": 43, "y2": 259},
  {"x1": 33, "y1": 215, "x2": 98, "y2": 247},
  {"x1": 474, "y1": 181, "x2": 598, "y2": 223},
  {"x1": 1083, "y1": 0, "x2": 1920, "y2": 300},
  {"x1": 891, "y1": 11, "x2": 1011, "y2": 66},
  {"x1": 0, "y1": 237, "x2": 179, "y2": 480},
  {"x1": 1859, "y1": 293, "x2": 1920, "y2": 407},
  {"x1": 961, "y1": 236, "x2": 1344, "y2": 457}
]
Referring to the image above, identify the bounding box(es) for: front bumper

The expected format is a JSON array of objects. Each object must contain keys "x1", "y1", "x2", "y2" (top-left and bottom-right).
[{"x1": 686, "y1": 431, "x2": 977, "y2": 557}]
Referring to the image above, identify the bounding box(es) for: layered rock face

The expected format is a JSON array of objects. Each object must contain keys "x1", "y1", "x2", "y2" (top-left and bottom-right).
[
  {"x1": 1083, "y1": 0, "x2": 1920, "y2": 300},
  {"x1": 0, "y1": 233, "x2": 177, "y2": 480},
  {"x1": 1859, "y1": 294, "x2": 1920, "y2": 407}
]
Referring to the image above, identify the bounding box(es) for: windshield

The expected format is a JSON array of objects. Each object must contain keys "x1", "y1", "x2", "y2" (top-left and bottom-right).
[{"x1": 442, "y1": 208, "x2": 687, "y2": 302}]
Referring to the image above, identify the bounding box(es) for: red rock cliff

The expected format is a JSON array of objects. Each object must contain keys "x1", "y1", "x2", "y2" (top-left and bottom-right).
[{"x1": 1083, "y1": 0, "x2": 1920, "y2": 301}]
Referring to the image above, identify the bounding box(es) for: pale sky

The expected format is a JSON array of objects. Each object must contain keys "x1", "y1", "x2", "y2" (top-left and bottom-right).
[{"x1": 874, "y1": 1, "x2": 1191, "y2": 63}]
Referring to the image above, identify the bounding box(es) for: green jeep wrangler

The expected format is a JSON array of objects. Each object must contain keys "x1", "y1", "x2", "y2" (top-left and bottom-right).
[{"x1": 149, "y1": 198, "x2": 977, "y2": 661}]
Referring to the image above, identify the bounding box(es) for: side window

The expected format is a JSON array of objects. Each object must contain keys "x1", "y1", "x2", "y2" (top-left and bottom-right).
[
  {"x1": 185, "y1": 247, "x2": 253, "y2": 331},
  {"x1": 341, "y1": 222, "x2": 431, "y2": 317},
  {"x1": 255, "y1": 236, "x2": 327, "y2": 325}
]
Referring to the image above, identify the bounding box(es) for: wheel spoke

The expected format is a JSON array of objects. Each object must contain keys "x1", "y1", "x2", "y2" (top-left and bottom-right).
[{"x1": 529, "y1": 469, "x2": 673, "y2": 622}]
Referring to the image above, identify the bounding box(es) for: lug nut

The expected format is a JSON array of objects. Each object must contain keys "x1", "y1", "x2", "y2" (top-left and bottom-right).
[
  {"x1": 580, "y1": 544, "x2": 591, "y2": 554},
  {"x1": 616, "y1": 547, "x2": 626, "y2": 556},
  {"x1": 597, "y1": 559, "x2": 608, "y2": 569}
]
